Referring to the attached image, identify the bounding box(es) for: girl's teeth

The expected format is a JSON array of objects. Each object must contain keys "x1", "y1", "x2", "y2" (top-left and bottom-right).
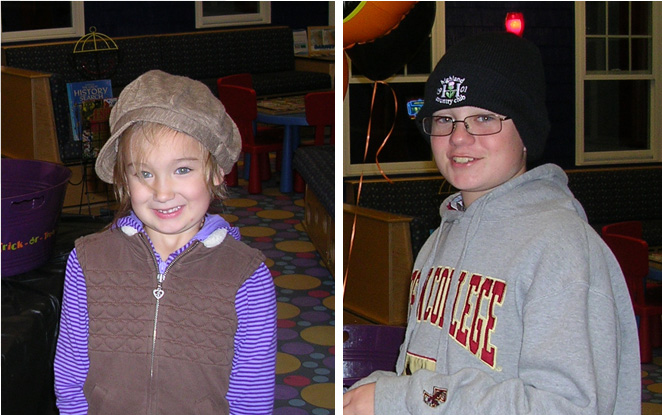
[
  {"x1": 453, "y1": 157, "x2": 475, "y2": 163},
  {"x1": 158, "y1": 206, "x2": 180, "y2": 214}
]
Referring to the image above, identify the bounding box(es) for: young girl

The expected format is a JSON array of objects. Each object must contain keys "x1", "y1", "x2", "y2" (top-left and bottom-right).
[
  {"x1": 54, "y1": 70, "x2": 277, "y2": 415},
  {"x1": 344, "y1": 32, "x2": 640, "y2": 415}
]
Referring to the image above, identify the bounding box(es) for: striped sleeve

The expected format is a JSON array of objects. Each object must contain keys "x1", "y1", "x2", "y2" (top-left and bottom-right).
[
  {"x1": 226, "y1": 262, "x2": 277, "y2": 415},
  {"x1": 53, "y1": 248, "x2": 90, "y2": 415},
  {"x1": 227, "y1": 225, "x2": 242, "y2": 242}
]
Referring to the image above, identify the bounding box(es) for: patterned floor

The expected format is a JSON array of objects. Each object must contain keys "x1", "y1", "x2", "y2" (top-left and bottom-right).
[
  {"x1": 219, "y1": 173, "x2": 335, "y2": 414},
  {"x1": 642, "y1": 347, "x2": 662, "y2": 414}
]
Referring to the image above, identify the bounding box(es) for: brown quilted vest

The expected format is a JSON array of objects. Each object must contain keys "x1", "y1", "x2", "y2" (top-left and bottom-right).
[{"x1": 76, "y1": 227, "x2": 265, "y2": 415}]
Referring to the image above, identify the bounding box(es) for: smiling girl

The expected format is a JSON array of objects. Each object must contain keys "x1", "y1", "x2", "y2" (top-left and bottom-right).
[{"x1": 54, "y1": 70, "x2": 277, "y2": 415}]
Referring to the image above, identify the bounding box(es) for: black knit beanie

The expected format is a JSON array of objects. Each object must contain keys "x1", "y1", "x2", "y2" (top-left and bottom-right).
[{"x1": 416, "y1": 32, "x2": 550, "y2": 161}]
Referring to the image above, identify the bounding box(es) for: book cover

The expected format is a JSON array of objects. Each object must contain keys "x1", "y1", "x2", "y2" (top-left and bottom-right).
[
  {"x1": 66, "y1": 80, "x2": 113, "y2": 142},
  {"x1": 80, "y1": 97, "x2": 117, "y2": 159}
]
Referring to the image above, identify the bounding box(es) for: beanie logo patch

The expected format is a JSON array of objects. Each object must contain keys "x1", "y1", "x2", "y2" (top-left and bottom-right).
[{"x1": 435, "y1": 76, "x2": 467, "y2": 106}]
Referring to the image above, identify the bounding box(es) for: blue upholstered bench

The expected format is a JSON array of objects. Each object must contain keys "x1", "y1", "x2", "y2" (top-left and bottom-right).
[
  {"x1": 294, "y1": 145, "x2": 334, "y2": 275},
  {"x1": 294, "y1": 145, "x2": 334, "y2": 217}
]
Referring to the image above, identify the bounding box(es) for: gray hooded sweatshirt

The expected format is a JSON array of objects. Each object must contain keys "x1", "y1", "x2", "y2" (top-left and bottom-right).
[{"x1": 350, "y1": 164, "x2": 640, "y2": 414}]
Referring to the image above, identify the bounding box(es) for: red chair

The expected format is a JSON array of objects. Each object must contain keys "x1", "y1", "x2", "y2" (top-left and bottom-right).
[
  {"x1": 217, "y1": 85, "x2": 283, "y2": 194},
  {"x1": 305, "y1": 91, "x2": 334, "y2": 146},
  {"x1": 293, "y1": 91, "x2": 334, "y2": 192},
  {"x1": 603, "y1": 233, "x2": 662, "y2": 362},
  {"x1": 343, "y1": 324, "x2": 405, "y2": 389},
  {"x1": 602, "y1": 221, "x2": 643, "y2": 240},
  {"x1": 603, "y1": 220, "x2": 662, "y2": 287},
  {"x1": 217, "y1": 74, "x2": 283, "y2": 188},
  {"x1": 217, "y1": 73, "x2": 253, "y2": 89}
]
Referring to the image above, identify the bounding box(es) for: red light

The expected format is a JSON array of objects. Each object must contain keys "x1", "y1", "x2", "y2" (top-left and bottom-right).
[{"x1": 505, "y1": 12, "x2": 525, "y2": 37}]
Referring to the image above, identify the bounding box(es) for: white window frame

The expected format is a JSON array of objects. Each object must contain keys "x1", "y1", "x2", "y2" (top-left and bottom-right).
[
  {"x1": 342, "y1": 4, "x2": 445, "y2": 177},
  {"x1": 1, "y1": 2, "x2": 85, "y2": 43},
  {"x1": 195, "y1": 1, "x2": 271, "y2": 29},
  {"x1": 575, "y1": 2, "x2": 662, "y2": 165}
]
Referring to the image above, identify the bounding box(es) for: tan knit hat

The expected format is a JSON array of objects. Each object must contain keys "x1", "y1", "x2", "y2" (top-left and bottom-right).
[{"x1": 95, "y1": 70, "x2": 240, "y2": 183}]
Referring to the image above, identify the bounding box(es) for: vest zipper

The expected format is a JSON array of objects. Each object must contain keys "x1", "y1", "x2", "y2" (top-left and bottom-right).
[{"x1": 139, "y1": 234, "x2": 200, "y2": 413}]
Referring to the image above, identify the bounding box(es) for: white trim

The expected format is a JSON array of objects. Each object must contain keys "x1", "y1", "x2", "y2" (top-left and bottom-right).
[
  {"x1": 1, "y1": 2, "x2": 85, "y2": 43},
  {"x1": 343, "y1": 3, "x2": 445, "y2": 177},
  {"x1": 575, "y1": 1, "x2": 661, "y2": 165},
  {"x1": 195, "y1": 2, "x2": 271, "y2": 29}
]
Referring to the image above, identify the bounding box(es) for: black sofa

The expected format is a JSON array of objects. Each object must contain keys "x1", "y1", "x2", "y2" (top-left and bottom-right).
[
  {"x1": 2, "y1": 216, "x2": 111, "y2": 414},
  {"x1": 1, "y1": 26, "x2": 331, "y2": 162},
  {"x1": 345, "y1": 166, "x2": 662, "y2": 259}
]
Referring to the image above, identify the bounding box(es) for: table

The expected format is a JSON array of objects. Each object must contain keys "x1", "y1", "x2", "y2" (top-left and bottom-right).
[
  {"x1": 295, "y1": 54, "x2": 335, "y2": 87},
  {"x1": 650, "y1": 251, "x2": 662, "y2": 274},
  {"x1": 257, "y1": 109, "x2": 308, "y2": 193}
]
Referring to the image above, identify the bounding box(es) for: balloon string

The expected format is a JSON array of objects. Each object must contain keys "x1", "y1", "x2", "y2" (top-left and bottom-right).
[
  {"x1": 343, "y1": 80, "x2": 398, "y2": 296},
  {"x1": 374, "y1": 81, "x2": 397, "y2": 184}
]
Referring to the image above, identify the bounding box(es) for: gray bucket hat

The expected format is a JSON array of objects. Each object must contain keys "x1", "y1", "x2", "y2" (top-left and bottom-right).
[{"x1": 95, "y1": 69, "x2": 241, "y2": 183}]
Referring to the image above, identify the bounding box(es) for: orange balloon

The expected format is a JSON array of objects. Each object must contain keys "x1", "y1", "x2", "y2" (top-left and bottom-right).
[{"x1": 343, "y1": 1, "x2": 417, "y2": 49}]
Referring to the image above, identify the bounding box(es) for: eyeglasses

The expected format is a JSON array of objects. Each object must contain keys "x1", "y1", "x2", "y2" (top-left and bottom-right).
[{"x1": 422, "y1": 114, "x2": 511, "y2": 137}]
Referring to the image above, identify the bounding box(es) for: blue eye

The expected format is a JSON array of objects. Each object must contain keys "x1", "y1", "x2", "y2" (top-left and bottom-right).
[
  {"x1": 175, "y1": 167, "x2": 192, "y2": 175},
  {"x1": 140, "y1": 171, "x2": 153, "y2": 179}
]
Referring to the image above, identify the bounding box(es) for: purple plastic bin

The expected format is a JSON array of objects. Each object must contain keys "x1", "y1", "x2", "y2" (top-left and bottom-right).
[
  {"x1": 343, "y1": 324, "x2": 406, "y2": 388},
  {"x1": 2, "y1": 159, "x2": 71, "y2": 276}
]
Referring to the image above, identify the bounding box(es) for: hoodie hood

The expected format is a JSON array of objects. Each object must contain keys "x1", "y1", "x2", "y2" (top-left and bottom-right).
[
  {"x1": 418, "y1": 164, "x2": 587, "y2": 285},
  {"x1": 440, "y1": 163, "x2": 587, "y2": 225},
  {"x1": 115, "y1": 212, "x2": 240, "y2": 251}
]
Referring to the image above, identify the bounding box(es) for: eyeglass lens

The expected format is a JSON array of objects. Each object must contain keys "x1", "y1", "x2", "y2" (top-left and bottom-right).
[{"x1": 424, "y1": 115, "x2": 504, "y2": 136}]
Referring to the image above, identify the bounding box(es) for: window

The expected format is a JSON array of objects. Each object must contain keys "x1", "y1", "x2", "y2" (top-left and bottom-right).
[
  {"x1": 343, "y1": 4, "x2": 445, "y2": 176},
  {"x1": 575, "y1": 2, "x2": 661, "y2": 165},
  {"x1": 195, "y1": 2, "x2": 271, "y2": 29},
  {"x1": 1, "y1": 1, "x2": 84, "y2": 43}
]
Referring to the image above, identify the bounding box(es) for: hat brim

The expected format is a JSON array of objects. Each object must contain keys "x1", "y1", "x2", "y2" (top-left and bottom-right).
[{"x1": 95, "y1": 107, "x2": 241, "y2": 184}]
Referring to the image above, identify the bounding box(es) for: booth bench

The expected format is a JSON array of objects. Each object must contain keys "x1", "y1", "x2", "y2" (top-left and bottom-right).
[{"x1": 2, "y1": 26, "x2": 331, "y2": 163}]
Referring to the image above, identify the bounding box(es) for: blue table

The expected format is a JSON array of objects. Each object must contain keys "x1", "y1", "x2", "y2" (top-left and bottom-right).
[{"x1": 257, "y1": 111, "x2": 308, "y2": 193}]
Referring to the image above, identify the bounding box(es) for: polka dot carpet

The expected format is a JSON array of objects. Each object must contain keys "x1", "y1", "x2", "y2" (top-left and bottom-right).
[
  {"x1": 218, "y1": 175, "x2": 335, "y2": 415},
  {"x1": 642, "y1": 347, "x2": 662, "y2": 414},
  {"x1": 216, "y1": 165, "x2": 662, "y2": 414}
]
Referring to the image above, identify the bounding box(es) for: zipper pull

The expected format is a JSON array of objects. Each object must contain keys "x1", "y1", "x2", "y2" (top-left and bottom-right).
[
  {"x1": 153, "y1": 273, "x2": 165, "y2": 299},
  {"x1": 153, "y1": 284, "x2": 164, "y2": 300}
]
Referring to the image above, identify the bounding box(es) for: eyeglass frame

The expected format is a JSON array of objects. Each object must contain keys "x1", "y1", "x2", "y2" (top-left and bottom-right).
[{"x1": 421, "y1": 114, "x2": 511, "y2": 137}]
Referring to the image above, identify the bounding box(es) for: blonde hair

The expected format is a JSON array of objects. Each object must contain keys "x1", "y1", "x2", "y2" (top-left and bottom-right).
[{"x1": 109, "y1": 122, "x2": 228, "y2": 227}]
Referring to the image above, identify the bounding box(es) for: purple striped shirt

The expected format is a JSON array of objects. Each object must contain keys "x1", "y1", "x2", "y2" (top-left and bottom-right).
[{"x1": 54, "y1": 213, "x2": 277, "y2": 414}]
